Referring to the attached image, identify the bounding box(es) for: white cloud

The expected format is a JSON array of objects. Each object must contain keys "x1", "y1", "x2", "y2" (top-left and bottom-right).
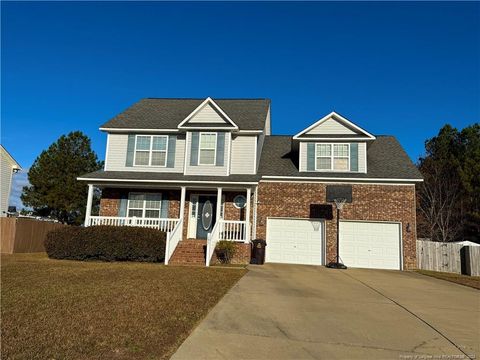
[{"x1": 9, "y1": 168, "x2": 30, "y2": 210}]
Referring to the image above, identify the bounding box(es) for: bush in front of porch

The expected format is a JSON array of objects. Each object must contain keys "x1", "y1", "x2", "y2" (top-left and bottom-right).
[
  {"x1": 45, "y1": 226, "x2": 166, "y2": 262},
  {"x1": 215, "y1": 240, "x2": 237, "y2": 264}
]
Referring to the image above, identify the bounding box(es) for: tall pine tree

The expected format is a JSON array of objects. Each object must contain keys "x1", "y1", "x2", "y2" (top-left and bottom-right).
[
  {"x1": 417, "y1": 124, "x2": 480, "y2": 242},
  {"x1": 22, "y1": 131, "x2": 103, "y2": 224}
]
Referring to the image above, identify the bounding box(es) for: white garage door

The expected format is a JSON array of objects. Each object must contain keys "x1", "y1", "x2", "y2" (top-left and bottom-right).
[
  {"x1": 266, "y1": 218, "x2": 324, "y2": 265},
  {"x1": 339, "y1": 221, "x2": 401, "y2": 270}
]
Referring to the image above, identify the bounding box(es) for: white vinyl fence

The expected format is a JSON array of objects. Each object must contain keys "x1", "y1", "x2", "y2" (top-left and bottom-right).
[{"x1": 416, "y1": 240, "x2": 480, "y2": 276}]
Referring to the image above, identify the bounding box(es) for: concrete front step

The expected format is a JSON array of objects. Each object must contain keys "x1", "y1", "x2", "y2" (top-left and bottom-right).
[{"x1": 169, "y1": 239, "x2": 207, "y2": 266}]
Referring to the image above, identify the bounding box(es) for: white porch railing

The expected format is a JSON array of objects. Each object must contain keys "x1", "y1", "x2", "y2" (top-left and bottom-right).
[
  {"x1": 87, "y1": 216, "x2": 179, "y2": 233},
  {"x1": 206, "y1": 220, "x2": 222, "y2": 267},
  {"x1": 165, "y1": 218, "x2": 183, "y2": 265},
  {"x1": 206, "y1": 219, "x2": 249, "y2": 267},
  {"x1": 220, "y1": 220, "x2": 248, "y2": 242}
]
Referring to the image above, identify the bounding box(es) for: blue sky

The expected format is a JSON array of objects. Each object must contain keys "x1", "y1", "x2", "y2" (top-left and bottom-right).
[{"x1": 2, "y1": 1, "x2": 479, "y2": 209}]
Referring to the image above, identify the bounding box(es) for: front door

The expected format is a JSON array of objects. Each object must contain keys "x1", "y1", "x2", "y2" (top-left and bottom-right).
[{"x1": 196, "y1": 196, "x2": 217, "y2": 239}]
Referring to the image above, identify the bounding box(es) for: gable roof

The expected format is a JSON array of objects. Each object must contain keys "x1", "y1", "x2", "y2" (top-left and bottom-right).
[
  {"x1": 258, "y1": 135, "x2": 422, "y2": 181},
  {"x1": 293, "y1": 111, "x2": 376, "y2": 140},
  {"x1": 100, "y1": 98, "x2": 270, "y2": 131},
  {"x1": 0, "y1": 145, "x2": 21, "y2": 169},
  {"x1": 177, "y1": 97, "x2": 238, "y2": 129}
]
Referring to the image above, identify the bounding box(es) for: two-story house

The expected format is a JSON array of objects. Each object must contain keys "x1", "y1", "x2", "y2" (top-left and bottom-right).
[{"x1": 78, "y1": 97, "x2": 423, "y2": 269}]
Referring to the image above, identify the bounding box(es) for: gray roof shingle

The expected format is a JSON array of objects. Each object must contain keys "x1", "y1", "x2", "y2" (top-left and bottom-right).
[
  {"x1": 101, "y1": 98, "x2": 270, "y2": 131},
  {"x1": 257, "y1": 135, "x2": 423, "y2": 180}
]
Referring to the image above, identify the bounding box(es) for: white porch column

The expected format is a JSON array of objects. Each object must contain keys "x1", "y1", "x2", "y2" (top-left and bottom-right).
[
  {"x1": 216, "y1": 187, "x2": 223, "y2": 221},
  {"x1": 84, "y1": 184, "x2": 94, "y2": 227},
  {"x1": 252, "y1": 186, "x2": 258, "y2": 240},
  {"x1": 180, "y1": 186, "x2": 186, "y2": 219},
  {"x1": 245, "y1": 187, "x2": 251, "y2": 243}
]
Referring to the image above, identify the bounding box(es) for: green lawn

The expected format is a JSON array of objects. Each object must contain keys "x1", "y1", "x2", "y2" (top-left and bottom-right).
[
  {"x1": 1, "y1": 253, "x2": 246, "y2": 359},
  {"x1": 417, "y1": 269, "x2": 480, "y2": 290}
]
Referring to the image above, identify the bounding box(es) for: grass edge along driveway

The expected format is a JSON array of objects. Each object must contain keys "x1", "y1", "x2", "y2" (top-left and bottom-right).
[
  {"x1": 1, "y1": 253, "x2": 246, "y2": 360},
  {"x1": 416, "y1": 269, "x2": 480, "y2": 290}
]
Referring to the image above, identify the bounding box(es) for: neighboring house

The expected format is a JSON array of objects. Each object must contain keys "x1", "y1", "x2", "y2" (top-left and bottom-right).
[
  {"x1": 78, "y1": 97, "x2": 423, "y2": 270},
  {"x1": 0, "y1": 145, "x2": 21, "y2": 216}
]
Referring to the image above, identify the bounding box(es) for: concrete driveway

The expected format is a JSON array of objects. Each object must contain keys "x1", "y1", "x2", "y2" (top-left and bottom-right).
[{"x1": 172, "y1": 264, "x2": 479, "y2": 360}]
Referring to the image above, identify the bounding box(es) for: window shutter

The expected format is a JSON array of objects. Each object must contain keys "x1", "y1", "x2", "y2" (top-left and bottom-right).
[
  {"x1": 125, "y1": 135, "x2": 135, "y2": 167},
  {"x1": 350, "y1": 143, "x2": 358, "y2": 171},
  {"x1": 216, "y1": 132, "x2": 225, "y2": 166},
  {"x1": 307, "y1": 143, "x2": 315, "y2": 171},
  {"x1": 166, "y1": 135, "x2": 176, "y2": 168},
  {"x1": 118, "y1": 194, "x2": 128, "y2": 217},
  {"x1": 190, "y1": 132, "x2": 199, "y2": 166},
  {"x1": 160, "y1": 196, "x2": 169, "y2": 218}
]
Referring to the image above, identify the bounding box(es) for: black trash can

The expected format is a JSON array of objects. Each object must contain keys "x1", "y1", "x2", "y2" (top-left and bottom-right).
[{"x1": 251, "y1": 239, "x2": 267, "y2": 265}]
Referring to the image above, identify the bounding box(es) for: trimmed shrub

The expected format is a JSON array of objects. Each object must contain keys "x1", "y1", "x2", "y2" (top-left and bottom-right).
[
  {"x1": 215, "y1": 240, "x2": 237, "y2": 264},
  {"x1": 45, "y1": 226, "x2": 166, "y2": 262}
]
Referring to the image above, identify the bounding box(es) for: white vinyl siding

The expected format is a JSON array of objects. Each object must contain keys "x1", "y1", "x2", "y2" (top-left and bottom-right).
[
  {"x1": 0, "y1": 149, "x2": 16, "y2": 216},
  {"x1": 264, "y1": 105, "x2": 271, "y2": 135},
  {"x1": 256, "y1": 133, "x2": 264, "y2": 173},
  {"x1": 306, "y1": 118, "x2": 358, "y2": 135},
  {"x1": 105, "y1": 133, "x2": 185, "y2": 173},
  {"x1": 231, "y1": 135, "x2": 256, "y2": 174},
  {"x1": 299, "y1": 141, "x2": 366, "y2": 173},
  {"x1": 127, "y1": 193, "x2": 162, "y2": 219},
  {"x1": 256, "y1": 115, "x2": 270, "y2": 171},
  {"x1": 185, "y1": 132, "x2": 230, "y2": 176},
  {"x1": 188, "y1": 103, "x2": 228, "y2": 124}
]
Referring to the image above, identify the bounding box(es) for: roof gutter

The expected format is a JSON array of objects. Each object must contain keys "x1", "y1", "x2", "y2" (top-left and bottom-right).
[
  {"x1": 99, "y1": 128, "x2": 180, "y2": 133},
  {"x1": 293, "y1": 137, "x2": 376, "y2": 141},
  {"x1": 99, "y1": 128, "x2": 264, "y2": 134},
  {"x1": 77, "y1": 177, "x2": 259, "y2": 185},
  {"x1": 261, "y1": 176, "x2": 423, "y2": 183}
]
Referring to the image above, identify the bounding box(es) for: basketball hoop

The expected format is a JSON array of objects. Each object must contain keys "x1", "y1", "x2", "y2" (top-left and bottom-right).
[
  {"x1": 326, "y1": 197, "x2": 348, "y2": 269},
  {"x1": 334, "y1": 198, "x2": 347, "y2": 211}
]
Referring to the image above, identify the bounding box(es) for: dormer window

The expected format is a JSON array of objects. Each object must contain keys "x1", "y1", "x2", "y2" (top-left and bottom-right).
[
  {"x1": 198, "y1": 132, "x2": 217, "y2": 165},
  {"x1": 315, "y1": 143, "x2": 350, "y2": 171},
  {"x1": 134, "y1": 135, "x2": 168, "y2": 167}
]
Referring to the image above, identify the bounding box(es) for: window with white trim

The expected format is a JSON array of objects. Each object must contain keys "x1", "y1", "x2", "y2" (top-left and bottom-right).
[
  {"x1": 198, "y1": 132, "x2": 217, "y2": 165},
  {"x1": 315, "y1": 143, "x2": 350, "y2": 171},
  {"x1": 127, "y1": 193, "x2": 162, "y2": 218},
  {"x1": 134, "y1": 135, "x2": 168, "y2": 167}
]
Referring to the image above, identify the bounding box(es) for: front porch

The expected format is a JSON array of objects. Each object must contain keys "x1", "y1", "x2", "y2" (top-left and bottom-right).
[{"x1": 84, "y1": 184, "x2": 254, "y2": 266}]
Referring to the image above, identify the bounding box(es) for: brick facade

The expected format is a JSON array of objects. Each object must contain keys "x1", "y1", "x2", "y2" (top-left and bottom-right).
[
  {"x1": 211, "y1": 243, "x2": 251, "y2": 265},
  {"x1": 255, "y1": 182, "x2": 417, "y2": 270},
  {"x1": 99, "y1": 188, "x2": 121, "y2": 216},
  {"x1": 98, "y1": 182, "x2": 416, "y2": 269}
]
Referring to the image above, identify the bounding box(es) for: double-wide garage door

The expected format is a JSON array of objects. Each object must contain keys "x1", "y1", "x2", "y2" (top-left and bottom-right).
[
  {"x1": 339, "y1": 221, "x2": 401, "y2": 270},
  {"x1": 266, "y1": 218, "x2": 324, "y2": 266},
  {"x1": 266, "y1": 218, "x2": 401, "y2": 270}
]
